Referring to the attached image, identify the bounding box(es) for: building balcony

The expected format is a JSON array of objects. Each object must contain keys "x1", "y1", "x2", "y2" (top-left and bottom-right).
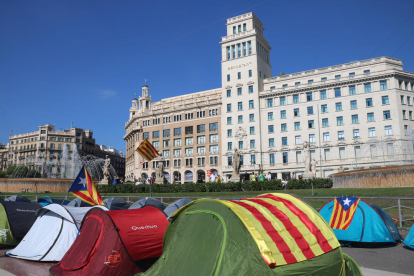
[
  {"x1": 173, "y1": 155, "x2": 181, "y2": 158},
  {"x1": 210, "y1": 163, "x2": 219, "y2": 167},
  {"x1": 198, "y1": 164, "x2": 205, "y2": 167},
  {"x1": 18, "y1": 156, "x2": 25, "y2": 160},
  {"x1": 185, "y1": 165, "x2": 193, "y2": 168},
  {"x1": 173, "y1": 166, "x2": 181, "y2": 169}
]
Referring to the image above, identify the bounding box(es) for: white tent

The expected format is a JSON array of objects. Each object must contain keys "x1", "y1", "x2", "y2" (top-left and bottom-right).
[{"x1": 6, "y1": 203, "x2": 108, "y2": 262}]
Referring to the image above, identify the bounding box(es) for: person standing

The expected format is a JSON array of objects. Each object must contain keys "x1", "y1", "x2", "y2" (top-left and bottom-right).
[
  {"x1": 244, "y1": 171, "x2": 249, "y2": 182},
  {"x1": 210, "y1": 173, "x2": 216, "y2": 183},
  {"x1": 267, "y1": 172, "x2": 272, "y2": 181},
  {"x1": 216, "y1": 175, "x2": 221, "y2": 183},
  {"x1": 250, "y1": 173, "x2": 255, "y2": 181},
  {"x1": 255, "y1": 173, "x2": 259, "y2": 181},
  {"x1": 259, "y1": 172, "x2": 264, "y2": 182}
]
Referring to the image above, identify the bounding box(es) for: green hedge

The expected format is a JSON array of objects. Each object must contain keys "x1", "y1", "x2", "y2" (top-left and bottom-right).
[
  {"x1": 96, "y1": 178, "x2": 332, "y2": 194},
  {"x1": 286, "y1": 178, "x2": 333, "y2": 189}
]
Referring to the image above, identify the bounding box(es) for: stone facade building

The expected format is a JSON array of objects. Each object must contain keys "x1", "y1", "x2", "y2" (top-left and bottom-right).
[
  {"x1": 7, "y1": 124, "x2": 125, "y2": 178},
  {"x1": 124, "y1": 86, "x2": 221, "y2": 183},
  {"x1": 125, "y1": 12, "x2": 414, "y2": 182},
  {"x1": 0, "y1": 143, "x2": 8, "y2": 171}
]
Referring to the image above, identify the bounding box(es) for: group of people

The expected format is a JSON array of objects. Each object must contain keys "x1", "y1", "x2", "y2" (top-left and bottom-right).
[
  {"x1": 134, "y1": 177, "x2": 154, "y2": 185},
  {"x1": 209, "y1": 173, "x2": 222, "y2": 183},
  {"x1": 242, "y1": 171, "x2": 273, "y2": 182},
  {"x1": 112, "y1": 176, "x2": 124, "y2": 184}
]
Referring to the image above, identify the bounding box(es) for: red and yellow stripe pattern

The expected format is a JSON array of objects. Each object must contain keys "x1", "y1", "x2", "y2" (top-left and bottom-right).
[
  {"x1": 136, "y1": 138, "x2": 159, "y2": 162},
  {"x1": 329, "y1": 198, "x2": 360, "y2": 230},
  {"x1": 223, "y1": 193, "x2": 340, "y2": 267},
  {"x1": 69, "y1": 167, "x2": 103, "y2": 206}
]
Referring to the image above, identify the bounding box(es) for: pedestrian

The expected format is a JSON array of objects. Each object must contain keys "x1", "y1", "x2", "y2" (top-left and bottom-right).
[
  {"x1": 259, "y1": 172, "x2": 264, "y2": 182},
  {"x1": 267, "y1": 172, "x2": 272, "y2": 181},
  {"x1": 120, "y1": 177, "x2": 124, "y2": 184},
  {"x1": 255, "y1": 173, "x2": 259, "y2": 181},
  {"x1": 146, "y1": 177, "x2": 151, "y2": 185},
  {"x1": 150, "y1": 177, "x2": 154, "y2": 184},
  {"x1": 135, "y1": 179, "x2": 142, "y2": 185},
  {"x1": 244, "y1": 171, "x2": 250, "y2": 181},
  {"x1": 282, "y1": 178, "x2": 288, "y2": 190},
  {"x1": 216, "y1": 175, "x2": 221, "y2": 183},
  {"x1": 250, "y1": 173, "x2": 255, "y2": 181},
  {"x1": 210, "y1": 173, "x2": 216, "y2": 183},
  {"x1": 291, "y1": 172, "x2": 296, "y2": 179}
]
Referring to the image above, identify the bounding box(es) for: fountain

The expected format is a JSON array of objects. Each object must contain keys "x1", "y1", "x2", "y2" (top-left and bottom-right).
[
  {"x1": 331, "y1": 127, "x2": 414, "y2": 188},
  {"x1": 0, "y1": 143, "x2": 118, "y2": 193}
]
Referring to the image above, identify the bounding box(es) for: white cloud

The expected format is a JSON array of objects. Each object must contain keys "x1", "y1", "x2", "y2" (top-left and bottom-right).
[{"x1": 98, "y1": 90, "x2": 117, "y2": 99}]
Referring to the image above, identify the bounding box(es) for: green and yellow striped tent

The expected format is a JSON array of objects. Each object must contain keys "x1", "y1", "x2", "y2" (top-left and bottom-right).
[{"x1": 138, "y1": 193, "x2": 361, "y2": 276}]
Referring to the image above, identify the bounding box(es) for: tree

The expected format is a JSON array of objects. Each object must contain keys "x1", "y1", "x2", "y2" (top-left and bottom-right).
[{"x1": 278, "y1": 72, "x2": 285, "y2": 76}]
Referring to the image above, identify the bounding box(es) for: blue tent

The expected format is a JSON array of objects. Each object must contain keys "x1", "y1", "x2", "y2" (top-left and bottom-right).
[
  {"x1": 319, "y1": 197, "x2": 402, "y2": 244},
  {"x1": 403, "y1": 224, "x2": 414, "y2": 249},
  {"x1": 164, "y1": 198, "x2": 193, "y2": 217},
  {"x1": 37, "y1": 196, "x2": 71, "y2": 206}
]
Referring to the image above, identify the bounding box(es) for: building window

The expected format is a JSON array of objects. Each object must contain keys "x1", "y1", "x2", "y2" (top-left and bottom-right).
[
  {"x1": 209, "y1": 123, "x2": 218, "y2": 132},
  {"x1": 385, "y1": 125, "x2": 392, "y2": 135},
  {"x1": 197, "y1": 124, "x2": 206, "y2": 133},
  {"x1": 401, "y1": 95, "x2": 405, "y2": 104},
  {"x1": 269, "y1": 138, "x2": 274, "y2": 147},
  {"x1": 227, "y1": 90, "x2": 231, "y2": 97},
  {"x1": 320, "y1": 90, "x2": 327, "y2": 100},
  {"x1": 349, "y1": 72, "x2": 355, "y2": 78},
  {"x1": 324, "y1": 149, "x2": 331, "y2": 161},
  {"x1": 364, "y1": 83, "x2": 371, "y2": 93},
  {"x1": 238, "y1": 25, "x2": 241, "y2": 32},
  {"x1": 364, "y1": 70, "x2": 370, "y2": 75},
  {"x1": 239, "y1": 141, "x2": 243, "y2": 149},
  {"x1": 280, "y1": 97, "x2": 286, "y2": 105},
  {"x1": 249, "y1": 100, "x2": 254, "y2": 109},
  {"x1": 267, "y1": 98, "x2": 273, "y2": 107},
  {"x1": 295, "y1": 136, "x2": 301, "y2": 144},
  {"x1": 270, "y1": 154, "x2": 275, "y2": 164},
  {"x1": 250, "y1": 140, "x2": 255, "y2": 149},
  {"x1": 295, "y1": 82, "x2": 300, "y2": 87},
  {"x1": 227, "y1": 104, "x2": 231, "y2": 112},
  {"x1": 233, "y1": 26, "x2": 236, "y2": 34},
  {"x1": 249, "y1": 114, "x2": 254, "y2": 122},
  {"x1": 237, "y1": 44, "x2": 241, "y2": 57},
  {"x1": 238, "y1": 72, "x2": 241, "y2": 79},
  {"x1": 383, "y1": 110, "x2": 391, "y2": 120},
  {"x1": 308, "y1": 80, "x2": 314, "y2": 84},
  {"x1": 308, "y1": 120, "x2": 314, "y2": 128},
  {"x1": 249, "y1": 86, "x2": 253, "y2": 93},
  {"x1": 335, "y1": 88, "x2": 341, "y2": 97},
  {"x1": 227, "y1": 117, "x2": 232, "y2": 124},
  {"x1": 227, "y1": 74, "x2": 230, "y2": 81},
  {"x1": 268, "y1": 125, "x2": 274, "y2": 133},
  {"x1": 227, "y1": 129, "x2": 232, "y2": 137},
  {"x1": 250, "y1": 126, "x2": 255, "y2": 134},
  {"x1": 238, "y1": 116, "x2": 243, "y2": 123},
  {"x1": 336, "y1": 102, "x2": 342, "y2": 111},
  {"x1": 228, "y1": 156, "x2": 233, "y2": 166},
  {"x1": 367, "y1": 113, "x2": 375, "y2": 122},
  {"x1": 337, "y1": 116, "x2": 343, "y2": 125},
  {"x1": 294, "y1": 122, "x2": 301, "y2": 130},
  {"x1": 228, "y1": 142, "x2": 232, "y2": 150},
  {"x1": 248, "y1": 41, "x2": 252, "y2": 55},
  {"x1": 321, "y1": 104, "x2": 328, "y2": 113},
  {"x1": 366, "y1": 98, "x2": 373, "y2": 107},
  {"x1": 335, "y1": 75, "x2": 341, "y2": 80},
  {"x1": 268, "y1": 112, "x2": 273, "y2": 120},
  {"x1": 227, "y1": 46, "x2": 230, "y2": 60},
  {"x1": 283, "y1": 152, "x2": 288, "y2": 164},
  {"x1": 294, "y1": 108, "x2": 300, "y2": 116},
  {"x1": 410, "y1": 111, "x2": 412, "y2": 120},
  {"x1": 143, "y1": 132, "x2": 149, "y2": 139},
  {"x1": 380, "y1": 81, "x2": 387, "y2": 90},
  {"x1": 349, "y1": 86, "x2": 356, "y2": 95},
  {"x1": 338, "y1": 131, "x2": 345, "y2": 140},
  {"x1": 282, "y1": 137, "x2": 288, "y2": 146},
  {"x1": 353, "y1": 129, "x2": 360, "y2": 138},
  {"x1": 236, "y1": 87, "x2": 242, "y2": 95},
  {"x1": 238, "y1": 102, "x2": 243, "y2": 110},
  {"x1": 306, "y1": 92, "x2": 313, "y2": 101},
  {"x1": 352, "y1": 115, "x2": 359, "y2": 124},
  {"x1": 249, "y1": 70, "x2": 252, "y2": 77},
  {"x1": 309, "y1": 134, "x2": 315, "y2": 143},
  {"x1": 280, "y1": 110, "x2": 286, "y2": 118},
  {"x1": 408, "y1": 97, "x2": 411, "y2": 105},
  {"x1": 293, "y1": 94, "x2": 299, "y2": 103},
  {"x1": 351, "y1": 100, "x2": 357, "y2": 109},
  {"x1": 323, "y1": 132, "x2": 330, "y2": 142},
  {"x1": 322, "y1": 118, "x2": 329, "y2": 127},
  {"x1": 281, "y1": 123, "x2": 287, "y2": 132},
  {"x1": 174, "y1": 138, "x2": 181, "y2": 147},
  {"x1": 321, "y1": 77, "x2": 327, "y2": 83},
  {"x1": 369, "y1": 127, "x2": 376, "y2": 137},
  {"x1": 307, "y1": 106, "x2": 314, "y2": 115},
  {"x1": 403, "y1": 110, "x2": 407, "y2": 119},
  {"x1": 283, "y1": 84, "x2": 288, "y2": 88}
]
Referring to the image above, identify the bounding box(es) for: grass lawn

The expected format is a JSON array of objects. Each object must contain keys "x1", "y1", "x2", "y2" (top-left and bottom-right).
[{"x1": 3, "y1": 187, "x2": 414, "y2": 229}]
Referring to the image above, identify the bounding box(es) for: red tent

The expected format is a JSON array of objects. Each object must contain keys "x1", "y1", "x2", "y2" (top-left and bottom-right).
[{"x1": 50, "y1": 206, "x2": 168, "y2": 276}]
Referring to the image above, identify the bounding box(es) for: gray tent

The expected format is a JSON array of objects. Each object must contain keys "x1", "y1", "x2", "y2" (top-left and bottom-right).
[
  {"x1": 129, "y1": 197, "x2": 166, "y2": 211},
  {"x1": 103, "y1": 197, "x2": 130, "y2": 210},
  {"x1": 5, "y1": 195, "x2": 31, "y2": 203},
  {"x1": 164, "y1": 198, "x2": 193, "y2": 217},
  {"x1": 67, "y1": 198, "x2": 92, "y2": 207}
]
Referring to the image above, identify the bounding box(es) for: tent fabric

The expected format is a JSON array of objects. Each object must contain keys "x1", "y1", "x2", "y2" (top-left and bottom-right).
[
  {"x1": 38, "y1": 196, "x2": 71, "y2": 206},
  {"x1": 319, "y1": 199, "x2": 401, "y2": 243},
  {"x1": 104, "y1": 197, "x2": 130, "y2": 210},
  {"x1": 164, "y1": 198, "x2": 193, "y2": 217},
  {"x1": 67, "y1": 198, "x2": 92, "y2": 207},
  {"x1": 5, "y1": 195, "x2": 31, "y2": 203},
  {"x1": 50, "y1": 206, "x2": 169, "y2": 276},
  {"x1": 129, "y1": 198, "x2": 166, "y2": 211},
  {"x1": 6, "y1": 204, "x2": 108, "y2": 262},
  {"x1": 403, "y1": 224, "x2": 414, "y2": 249},
  {"x1": 141, "y1": 193, "x2": 360, "y2": 276}
]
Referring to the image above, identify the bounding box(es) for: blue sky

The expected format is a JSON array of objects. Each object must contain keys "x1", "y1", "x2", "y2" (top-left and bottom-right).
[{"x1": 1, "y1": 0, "x2": 413, "y2": 152}]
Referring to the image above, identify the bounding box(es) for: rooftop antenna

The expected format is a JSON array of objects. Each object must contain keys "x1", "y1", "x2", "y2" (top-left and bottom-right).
[{"x1": 71, "y1": 122, "x2": 73, "y2": 128}]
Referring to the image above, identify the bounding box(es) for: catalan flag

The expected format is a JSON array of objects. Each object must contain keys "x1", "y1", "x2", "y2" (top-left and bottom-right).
[
  {"x1": 67, "y1": 166, "x2": 103, "y2": 206},
  {"x1": 136, "y1": 138, "x2": 159, "y2": 162},
  {"x1": 329, "y1": 196, "x2": 360, "y2": 230},
  {"x1": 221, "y1": 193, "x2": 340, "y2": 267}
]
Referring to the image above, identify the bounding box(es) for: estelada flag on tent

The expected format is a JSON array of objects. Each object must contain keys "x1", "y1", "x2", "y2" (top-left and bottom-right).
[
  {"x1": 67, "y1": 166, "x2": 103, "y2": 206},
  {"x1": 135, "y1": 138, "x2": 159, "y2": 162},
  {"x1": 329, "y1": 196, "x2": 360, "y2": 230}
]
